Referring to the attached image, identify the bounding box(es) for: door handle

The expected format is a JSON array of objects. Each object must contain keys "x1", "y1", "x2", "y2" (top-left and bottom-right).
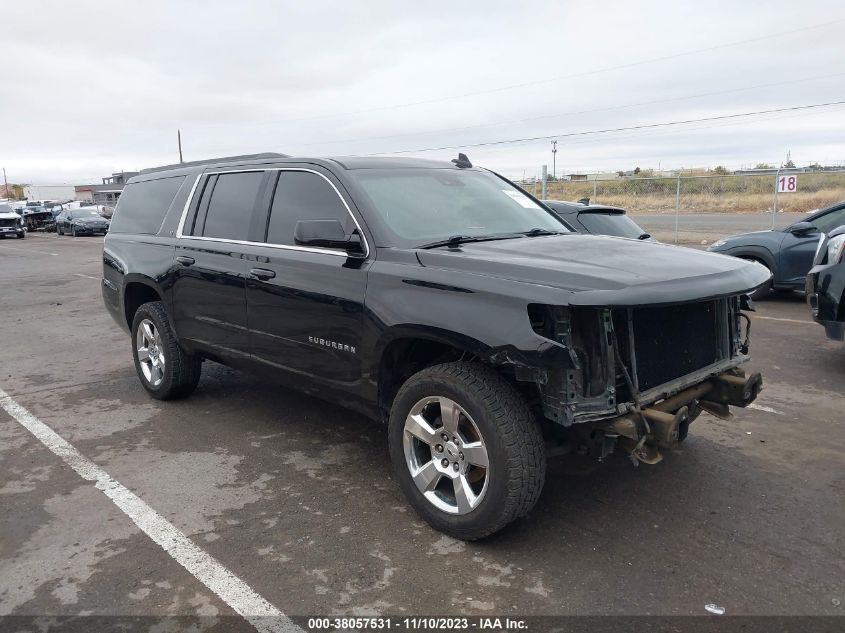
[
  {"x1": 176, "y1": 256, "x2": 195, "y2": 266},
  {"x1": 249, "y1": 268, "x2": 276, "y2": 280}
]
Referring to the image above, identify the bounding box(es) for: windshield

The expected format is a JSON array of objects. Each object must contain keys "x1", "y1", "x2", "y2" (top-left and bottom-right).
[
  {"x1": 348, "y1": 168, "x2": 567, "y2": 247},
  {"x1": 75, "y1": 209, "x2": 103, "y2": 217},
  {"x1": 577, "y1": 212, "x2": 646, "y2": 239}
]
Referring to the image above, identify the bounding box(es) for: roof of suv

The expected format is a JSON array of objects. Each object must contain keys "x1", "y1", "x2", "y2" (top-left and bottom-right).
[
  {"x1": 136, "y1": 153, "x2": 469, "y2": 180},
  {"x1": 326, "y1": 156, "x2": 456, "y2": 170}
]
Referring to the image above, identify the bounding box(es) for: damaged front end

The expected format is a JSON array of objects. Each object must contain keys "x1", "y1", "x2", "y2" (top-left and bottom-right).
[{"x1": 524, "y1": 296, "x2": 761, "y2": 464}]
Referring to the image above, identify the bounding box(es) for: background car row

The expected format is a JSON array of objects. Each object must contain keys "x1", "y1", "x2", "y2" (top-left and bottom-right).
[{"x1": 2, "y1": 199, "x2": 111, "y2": 234}]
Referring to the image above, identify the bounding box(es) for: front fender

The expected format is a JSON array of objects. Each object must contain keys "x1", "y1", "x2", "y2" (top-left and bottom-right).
[
  {"x1": 364, "y1": 260, "x2": 574, "y2": 381},
  {"x1": 720, "y1": 244, "x2": 777, "y2": 276}
]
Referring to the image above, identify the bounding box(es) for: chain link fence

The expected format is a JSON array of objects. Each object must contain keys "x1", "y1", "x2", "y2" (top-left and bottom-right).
[{"x1": 521, "y1": 170, "x2": 845, "y2": 244}]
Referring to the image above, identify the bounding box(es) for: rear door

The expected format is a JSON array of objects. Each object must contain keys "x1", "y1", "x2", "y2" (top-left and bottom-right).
[
  {"x1": 172, "y1": 169, "x2": 270, "y2": 365},
  {"x1": 244, "y1": 167, "x2": 370, "y2": 387}
]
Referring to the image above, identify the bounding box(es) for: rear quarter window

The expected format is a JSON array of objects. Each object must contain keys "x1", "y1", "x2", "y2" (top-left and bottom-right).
[{"x1": 109, "y1": 175, "x2": 186, "y2": 235}]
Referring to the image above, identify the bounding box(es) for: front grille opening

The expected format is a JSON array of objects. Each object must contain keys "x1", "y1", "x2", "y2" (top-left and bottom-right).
[{"x1": 614, "y1": 301, "x2": 725, "y2": 395}]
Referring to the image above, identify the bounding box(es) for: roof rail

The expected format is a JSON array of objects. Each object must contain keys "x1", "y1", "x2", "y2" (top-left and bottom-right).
[{"x1": 139, "y1": 152, "x2": 290, "y2": 175}]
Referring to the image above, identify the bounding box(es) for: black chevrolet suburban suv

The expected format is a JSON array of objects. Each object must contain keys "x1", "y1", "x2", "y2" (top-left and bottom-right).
[{"x1": 103, "y1": 152, "x2": 769, "y2": 540}]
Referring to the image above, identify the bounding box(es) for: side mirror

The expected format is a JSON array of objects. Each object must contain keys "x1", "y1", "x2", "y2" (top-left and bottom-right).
[
  {"x1": 294, "y1": 219, "x2": 364, "y2": 255},
  {"x1": 788, "y1": 221, "x2": 818, "y2": 236}
]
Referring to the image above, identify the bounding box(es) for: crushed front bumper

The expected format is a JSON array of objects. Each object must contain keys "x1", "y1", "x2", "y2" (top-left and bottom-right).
[{"x1": 603, "y1": 368, "x2": 762, "y2": 459}]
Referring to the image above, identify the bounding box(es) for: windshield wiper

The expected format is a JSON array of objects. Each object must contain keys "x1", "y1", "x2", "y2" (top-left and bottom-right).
[
  {"x1": 637, "y1": 232, "x2": 652, "y2": 240},
  {"x1": 521, "y1": 228, "x2": 565, "y2": 237},
  {"x1": 419, "y1": 234, "x2": 516, "y2": 249}
]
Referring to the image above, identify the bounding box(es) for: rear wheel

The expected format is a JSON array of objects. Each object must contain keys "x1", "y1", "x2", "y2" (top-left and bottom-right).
[
  {"x1": 131, "y1": 301, "x2": 201, "y2": 400},
  {"x1": 388, "y1": 362, "x2": 546, "y2": 540}
]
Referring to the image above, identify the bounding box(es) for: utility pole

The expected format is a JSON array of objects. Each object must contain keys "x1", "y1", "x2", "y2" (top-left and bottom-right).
[
  {"x1": 551, "y1": 140, "x2": 558, "y2": 181},
  {"x1": 178, "y1": 130, "x2": 184, "y2": 164},
  {"x1": 541, "y1": 165, "x2": 548, "y2": 199},
  {"x1": 2, "y1": 167, "x2": 8, "y2": 200}
]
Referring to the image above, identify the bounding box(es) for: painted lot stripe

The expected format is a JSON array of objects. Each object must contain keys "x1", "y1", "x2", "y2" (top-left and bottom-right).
[
  {"x1": 754, "y1": 315, "x2": 815, "y2": 325},
  {"x1": 0, "y1": 387, "x2": 300, "y2": 633},
  {"x1": 747, "y1": 403, "x2": 784, "y2": 415},
  {"x1": 0, "y1": 245, "x2": 58, "y2": 256},
  {"x1": 74, "y1": 273, "x2": 101, "y2": 280}
]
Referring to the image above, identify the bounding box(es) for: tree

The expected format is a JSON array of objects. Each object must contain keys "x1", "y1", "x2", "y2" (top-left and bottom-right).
[
  {"x1": 633, "y1": 167, "x2": 641, "y2": 175},
  {"x1": 754, "y1": 163, "x2": 773, "y2": 169},
  {"x1": 712, "y1": 166, "x2": 730, "y2": 175}
]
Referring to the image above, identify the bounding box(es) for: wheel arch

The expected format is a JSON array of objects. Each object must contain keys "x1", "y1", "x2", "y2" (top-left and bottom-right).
[
  {"x1": 374, "y1": 326, "x2": 494, "y2": 421},
  {"x1": 727, "y1": 245, "x2": 777, "y2": 277},
  {"x1": 122, "y1": 275, "x2": 166, "y2": 330}
]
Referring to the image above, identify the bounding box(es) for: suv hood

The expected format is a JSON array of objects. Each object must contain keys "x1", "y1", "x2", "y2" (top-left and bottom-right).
[
  {"x1": 0, "y1": 211, "x2": 20, "y2": 220},
  {"x1": 416, "y1": 234, "x2": 771, "y2": 306}
]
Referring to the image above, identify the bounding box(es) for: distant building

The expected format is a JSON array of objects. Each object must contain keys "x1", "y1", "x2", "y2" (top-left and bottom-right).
[
  {"x1": 23, "y1": 184, "x2": 76, "y2": 201},
  {"x1": 565, "y1": 172, "x2": 621, "y2": 181},
  {"x1": 75, "y1": 171, "x2": 139, "y2": 205},
  {"x1": 733, "y1": 167, "x2": 808, "y2": 176}
]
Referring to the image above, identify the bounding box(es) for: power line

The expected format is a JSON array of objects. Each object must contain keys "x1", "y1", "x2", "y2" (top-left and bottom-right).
[
  {"x1": 243, "y1": 18, "x2": 845, "y2": 126},
  {"x1": 373, "y1": 100, "x2": 845, "y2": 155},
  {"x1": 298, "y1": 70, "x2": 845, "y2": 148}
]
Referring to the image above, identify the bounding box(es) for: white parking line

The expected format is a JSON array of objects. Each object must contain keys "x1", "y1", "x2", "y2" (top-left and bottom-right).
[
  {"x1": 0, "y1": 387, "x2": 300, "y2": 633},
  {"x1": 747, "y1": 403, "x2": 784, "y2": 415},
  {"x1": 0, "y1": 245, "x2": 58, "y2": 256},
  {"x1": 74, "y1": 273, "x2": 101, "y2": 280},
  {"x1": 754, "y1": 315, "x2": 814, "y2": 325}
]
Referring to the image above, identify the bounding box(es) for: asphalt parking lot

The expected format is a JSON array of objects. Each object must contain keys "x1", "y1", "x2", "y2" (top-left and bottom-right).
[
  {"x1": 636, "y1": 212, "x2": 801, "y2": 244},
  {"x1": 1, "y1": 233, "x2": 843, "y2": 627}
]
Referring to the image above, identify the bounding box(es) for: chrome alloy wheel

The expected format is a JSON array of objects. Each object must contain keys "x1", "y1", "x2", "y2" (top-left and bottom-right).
[
  {"x1": 403, "y1": 396, "x2": 490, "y2": 515},
  {"x1": 136, "y1": 318, "x2": 165, "y2": 387}
]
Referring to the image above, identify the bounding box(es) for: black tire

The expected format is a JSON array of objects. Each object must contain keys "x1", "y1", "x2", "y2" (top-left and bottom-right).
[
  {"x1": 17, "y1": 232, "x2": 24, "y2": 239},
  {"x1": 130, "y1": 301, "x2": 201, "y2": 400},
  {"x1": 388, "y1": 362, "x2": 546, "y2": 540}
]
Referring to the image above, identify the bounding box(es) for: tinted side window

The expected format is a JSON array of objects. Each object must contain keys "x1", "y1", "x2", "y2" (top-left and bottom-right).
[
  {"x1": 199, "y1": 171, "x2": 264, "y2": 241},
  {"x1": 109, "y1": 176, "x2": 186, "y2": 235},
  {"x1": 266, "y1": 171, "x2": 352, "y2": 246}
]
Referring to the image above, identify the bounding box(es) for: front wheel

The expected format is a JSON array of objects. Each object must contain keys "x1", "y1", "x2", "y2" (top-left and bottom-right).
[
  {"x1": 131, "y1": 301, "x2": 201, "y2": 400},
  {"x1": 388, "y1": 362, "x2": 546, "y2": 540},
  {"x1": 16, "y1": 232, "x2": 24, "y2": 239},
  {"x1": 741, "y1": 258, "x2": 772, "y2": 300}
]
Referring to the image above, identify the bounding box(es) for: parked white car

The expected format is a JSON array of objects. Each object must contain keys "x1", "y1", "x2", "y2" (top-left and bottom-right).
[{"x1": 0, "y1": 203, "x2": 26, "y2": 239}]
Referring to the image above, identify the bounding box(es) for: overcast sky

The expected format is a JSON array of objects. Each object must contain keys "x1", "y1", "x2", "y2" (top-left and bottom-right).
[{"x1": 3, "y1": 0, "x2": 845, "y2": 184}]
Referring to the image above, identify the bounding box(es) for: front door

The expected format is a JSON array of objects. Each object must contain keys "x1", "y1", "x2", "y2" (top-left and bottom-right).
[
  {"x1": 245, "y1": 168, "x2": 369, "y2": 388},
  {"x1": 171, "y1": 170, "x2": 269, "y2": 366}
]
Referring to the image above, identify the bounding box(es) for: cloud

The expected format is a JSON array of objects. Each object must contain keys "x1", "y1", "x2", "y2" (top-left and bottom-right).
[{"x1": 2, "y1": 0, "x2": 844, "y2": 183}]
